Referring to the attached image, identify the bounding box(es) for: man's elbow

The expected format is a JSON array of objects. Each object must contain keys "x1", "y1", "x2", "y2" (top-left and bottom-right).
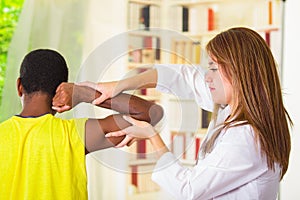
[{"x1": 148, "y1": 104, "x2": 164, "y2": 126}]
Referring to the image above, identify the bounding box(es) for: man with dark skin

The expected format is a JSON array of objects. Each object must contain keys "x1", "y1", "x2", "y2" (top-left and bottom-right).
[{"x1": 0, "y1": 49, "x2": 163, "y2": 199}]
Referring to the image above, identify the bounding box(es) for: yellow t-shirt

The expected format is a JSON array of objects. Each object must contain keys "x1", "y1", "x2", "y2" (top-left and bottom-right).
[{"x1": 0, "y1": 114, "x2": 88, "y2": 200}]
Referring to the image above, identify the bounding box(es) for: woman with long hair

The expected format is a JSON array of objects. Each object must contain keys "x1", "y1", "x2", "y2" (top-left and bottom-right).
[{"x1": 75, "y1": 27, "x2": 293, "y2": 199}]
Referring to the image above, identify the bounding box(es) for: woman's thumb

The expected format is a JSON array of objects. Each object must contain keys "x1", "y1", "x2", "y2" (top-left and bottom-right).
[{"x1": 122, "y1": 115, "x2": 137, "y2": 125}]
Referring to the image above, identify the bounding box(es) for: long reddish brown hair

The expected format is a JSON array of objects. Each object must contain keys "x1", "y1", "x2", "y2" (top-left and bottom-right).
[{"x1": 203, "y1": 27, "x2": 292, "y2": 179}]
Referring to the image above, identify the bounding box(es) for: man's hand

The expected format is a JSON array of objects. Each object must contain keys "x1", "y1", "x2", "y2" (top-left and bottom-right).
[
  {"x1": 52, "y1": 82, "x2": 74, "y2": 113},
  {"x1": 52, "y1": 82, "x2": 102, "y2": 113}
]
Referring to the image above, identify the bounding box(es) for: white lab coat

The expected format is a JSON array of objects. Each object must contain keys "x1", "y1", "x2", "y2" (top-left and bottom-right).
[{"x1": 152, "y1": 64, "x2": 281, "y2": 200}]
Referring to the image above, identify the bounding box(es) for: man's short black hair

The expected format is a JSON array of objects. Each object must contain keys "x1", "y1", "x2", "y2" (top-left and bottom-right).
[{"x1": 20, "y1": 49, "x2": 68, "y2": 98}]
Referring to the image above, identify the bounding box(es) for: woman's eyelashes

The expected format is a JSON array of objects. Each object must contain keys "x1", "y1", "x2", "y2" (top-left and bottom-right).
[{"x1": 208, "y1": 61, "x2": 218, "y2": 72}]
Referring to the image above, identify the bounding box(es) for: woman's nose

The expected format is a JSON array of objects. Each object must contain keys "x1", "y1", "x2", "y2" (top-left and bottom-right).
[{"x1": 205, "y1": 71, "x2": 212, "y2": 83}]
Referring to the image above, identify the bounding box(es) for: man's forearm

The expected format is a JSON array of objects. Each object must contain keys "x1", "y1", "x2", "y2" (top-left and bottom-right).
[
  {"x1": 72, "y1": 84, "x2": 101, "y2": 105},
  {"x1": 56, "y1": 82, "x2": 163, "y2": 127}
]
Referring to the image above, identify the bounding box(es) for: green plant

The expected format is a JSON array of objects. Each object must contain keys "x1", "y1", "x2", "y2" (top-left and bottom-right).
[{"x1": 0, "y1": 0, "x2": 24, "y2": 105}]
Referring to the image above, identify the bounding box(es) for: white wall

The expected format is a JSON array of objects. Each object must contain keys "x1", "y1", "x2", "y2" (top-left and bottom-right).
[{"x1": 280, "y1": 0, "x2": 300, "y2": 199}]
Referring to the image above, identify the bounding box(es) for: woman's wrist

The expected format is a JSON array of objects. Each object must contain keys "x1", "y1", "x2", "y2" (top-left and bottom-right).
[
  {"x1": 149, "y1": 134, "x2": 169, "y2": 158},
  {"x1": 118, "y1": 79, "x2": 130, "y2": 93}
]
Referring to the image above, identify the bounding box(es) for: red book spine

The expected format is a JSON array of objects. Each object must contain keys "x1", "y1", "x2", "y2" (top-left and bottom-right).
[
  {"x1": 265, "y1": 32, "x2": 270, "y2": 47},
  {"x1": 131, "y1": 165, "x2": 138, "y2": 187},
  {"x1": 143, "y1": 36, "x2": 152, "y2": 49},
  {"x1": 137, "y1": 140, "x2": 146, "y2": 159},
  {"x1": 208, "y1": 8, "x2": 214, "y2": 31},
  {"x1": 138, "y1": 68, "x2": 147, "y2": 95},
  {"x1": 182, "y1": 135, "x2": 186, "y2": 159},
  {"x1": 195, "y1": 137, "x2": 201, "y2": 160}
]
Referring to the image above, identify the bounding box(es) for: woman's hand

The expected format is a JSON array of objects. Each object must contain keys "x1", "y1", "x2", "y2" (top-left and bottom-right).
[
  {"x1": 77, "y1": 81, "x2": 121, "y2": 105},
  {"x1": 105, "y1": 115, "x2": 158, "y2": 147}
]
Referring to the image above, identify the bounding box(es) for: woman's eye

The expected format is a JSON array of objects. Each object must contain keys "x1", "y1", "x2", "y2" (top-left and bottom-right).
[{"x1": 210, "y1": 68, "x2": 218, "y2": 72}]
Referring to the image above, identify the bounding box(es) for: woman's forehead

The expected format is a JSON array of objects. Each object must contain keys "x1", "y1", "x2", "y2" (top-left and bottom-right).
[{"x1": 208, "y1": 56, "x2": 218, "y2": 66}]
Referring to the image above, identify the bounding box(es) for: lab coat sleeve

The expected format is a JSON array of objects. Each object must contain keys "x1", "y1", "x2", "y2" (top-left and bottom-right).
[
  {"x1": 152, "y1": 125, "x2": 269, "y2": 200},
  {"x1": 155, "y1": 64, "x2": 213, "y2": 112}
]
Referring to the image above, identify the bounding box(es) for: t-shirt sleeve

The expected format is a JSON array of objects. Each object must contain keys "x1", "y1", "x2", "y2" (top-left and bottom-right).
[{"x1": 73, "y1": 118, "x2": 88, "y2": 146}]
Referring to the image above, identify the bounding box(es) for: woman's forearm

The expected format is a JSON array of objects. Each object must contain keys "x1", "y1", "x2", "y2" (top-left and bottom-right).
[
  {"x1": 149, "y1": 134, "x2": 169, "y2": 159},
  {"x1": 119, "y1": 68, "x2": 158, "y2": 91}
]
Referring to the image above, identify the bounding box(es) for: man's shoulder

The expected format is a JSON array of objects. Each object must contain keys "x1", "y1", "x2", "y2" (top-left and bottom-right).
[
  {"x1": 52, "y1": 116, "x2": 88, "y2": 124},
  {"x1": 0, "y1": 116, "x2": 16, "y2": 127},
  {"x1": 51, "y1": 116, "x2": 88, "y2": 131}
]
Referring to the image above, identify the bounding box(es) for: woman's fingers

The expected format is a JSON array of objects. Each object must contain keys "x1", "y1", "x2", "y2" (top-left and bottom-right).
[
  {"x1": 92, "y1": 94, "x2": 108, "y2": 105},
  {"x1": 105, "y1": 130, "x2": 127, "y2": 137},
  {"x1": 77, "y1": 81, "x2": 112, "y2": 105},
  {"x1": 52, "y1": 105, "x2": 71, "y2": 113},
  {"x1": 115, "y1": 135, "x2": 134, "y2": 148},
  {"x1": 122, "y1": 115, "x2": 137, "y2": 125},
  {"x1": 76, "y1": 81, "x2": 98, "y2": 90},
  {"x1": 127, "y1": 138, "x2": 137, "y2": 146}
]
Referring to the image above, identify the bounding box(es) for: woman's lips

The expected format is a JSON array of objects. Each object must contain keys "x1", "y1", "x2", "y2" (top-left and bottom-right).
[{"x1": 209, "y1": 87, "x2": 215, "y2": 91}]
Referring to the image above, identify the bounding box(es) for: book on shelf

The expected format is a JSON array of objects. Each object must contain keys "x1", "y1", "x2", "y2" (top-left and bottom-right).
[
  {"x1": 182, "y1": 7, "x2": 189, "y2": 32},
  {"x1": 141, "y1": 49, "x2": 155, "y2": 64},
  {"x1": 129, "y1": 164, "x2": 160, "y2": 193},
  {"x1": 168, "y1": 5, "x2": 181, "y2": 32},
  {"x1": 170, "y1": 131, "x2": 206, "y2": 164},
  {"x1": 170, "y1": 131, "x2": 186, "y2": 159},
  {"x1": 207, "y1": 7, "x2": 215, "y2": 31},
  {"x1": 136, "y1": 140, "x2": 146, "y2": 159},
  {"x1": 155, "y1": 36, "x2": 160, "y2": 61},
  {"x1": 201, "y1": 109, "x2": 211, "y2": 129},
  {"x1": 142, "y1": 5, "x2": 150, "y2": 30},
  {"x1": 150, "y1": 4, "x2": 160, "y2": 28},
  {"x1": 184, "y1": 133, "x2": 196, "y2": 161},
  {"x1": 129, "y1": 48, "x2": 142, "y2": 63},
  {"x1": 128, "y1": 3, "x2": 160, "y2": 30},
  {"x1": 195, "y1": 133, "x2": 203, "y2": 160},
  {"x1": 169, "y1": 5, "x2": 218, "y2": 33},
  {"x1": 128, "y1": 35, "x2": 160, "y2": 63},
  {"x1": 170, "y1": 39, "x2": 201, "y2": 64},
  {"x1": 128, "y1": 140, "x2": 159, "y2": 194},
  {"x1": 192, "y1": 41, "x2": 201, "y2": 64}
]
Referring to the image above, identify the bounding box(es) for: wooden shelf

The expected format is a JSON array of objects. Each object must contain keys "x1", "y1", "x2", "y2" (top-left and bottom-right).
[
  {"x1": 128, "y1": 30, "x2": 162, "y2": 37},
  {"x1": 129, "y1": 0, "x2": 161, "y2": 6},
  {"x1": 135, "y1": 94, "x2": 161, "y2": 102},
  {"x1": 170, "y1": 0, "x2": 220, "y2": 7},
  {"x1": 127, "y1": 62, "x2": 155, "y2": 70},
  {"x1": 182, "y1": 30, "x2": 220, "y2": 38},
  {"x1": 171, "y1": 0, "x2": 270, "y2": 7},
  {"x1": 180, "y1": 158, "x2": 197, "y2": 166},
  {"x1": 129, "y1": 158, "x2": 157, "y2": 166},
  {"x1": 255, "y1": 25, "x2": 280, "y2": 33}
]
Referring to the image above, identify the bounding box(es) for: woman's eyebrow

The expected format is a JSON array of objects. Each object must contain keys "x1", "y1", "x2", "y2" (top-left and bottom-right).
[{"x1": 208, "y1": 61, "x2": 217, "y2": 67}]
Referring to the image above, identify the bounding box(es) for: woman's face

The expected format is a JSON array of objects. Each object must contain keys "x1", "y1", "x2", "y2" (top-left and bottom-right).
[{"x1": 205, "y1": 57, "x2": 233, "y2": 106}]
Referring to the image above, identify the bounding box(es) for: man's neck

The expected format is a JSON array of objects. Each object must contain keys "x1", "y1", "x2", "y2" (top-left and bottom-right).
[{"x1": 19, "y1": 92, "x2": 55, "y2": 117}]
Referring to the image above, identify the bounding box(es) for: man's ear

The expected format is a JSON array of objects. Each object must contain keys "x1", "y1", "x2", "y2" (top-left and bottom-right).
[{"x1": 17, "y1": 78, "x2": 23, "y2": 97}]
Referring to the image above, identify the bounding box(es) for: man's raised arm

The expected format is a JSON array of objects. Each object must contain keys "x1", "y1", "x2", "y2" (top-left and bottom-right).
[{"x1": 52, "y1": 82, "x2": 164, "y2": 153}]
